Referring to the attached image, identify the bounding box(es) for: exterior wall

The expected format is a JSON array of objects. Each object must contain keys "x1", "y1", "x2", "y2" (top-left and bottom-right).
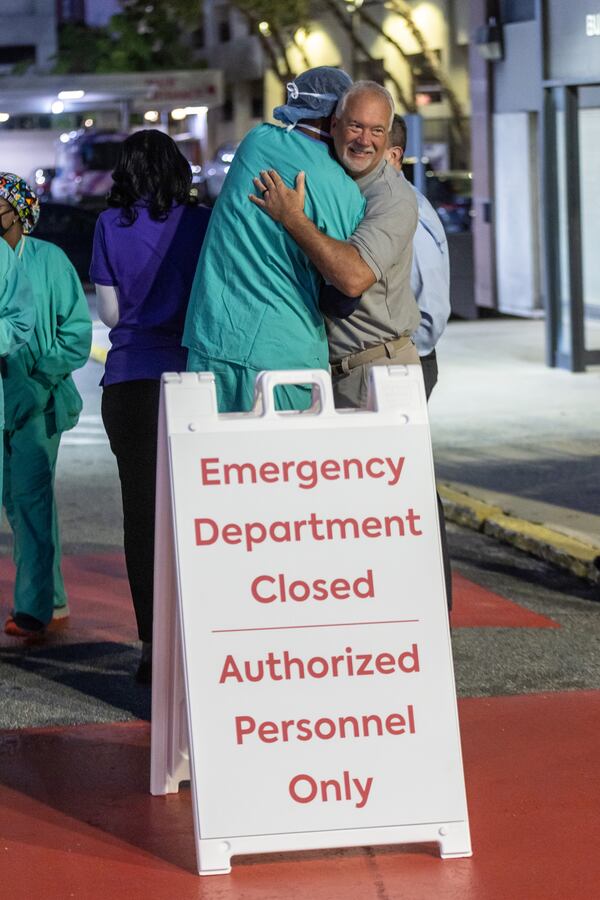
[
  {"x1": 492, "y1": 112, "x2": 542, "y2": 315},
  {"x1": 546, "y1": 1, "x2": 600, "y2": 81},
  {"x1": 486, "y1": 14, "x2": 544, "y2": 317},
  {"x1": 493, "y1": 21, "x2": 541, "y2": 114},
  {"x1": 202, "y1": 0, "x2": 266, "y2": 153},
  {"x1": 487, "y1": 0, "x2": 600, "y2": 365},
  {"x1": 0, "y1": 0, "x2": 57, "y2": 73},
  {"x1": 201, "y1": 0, "x2": 471, "y2": 156},
  {"x1": 578, "y1": 107, "x2": 600, "y2": 316},
  {"x1": 468, "y1": 0, "x2": 495, "y2": 313}
]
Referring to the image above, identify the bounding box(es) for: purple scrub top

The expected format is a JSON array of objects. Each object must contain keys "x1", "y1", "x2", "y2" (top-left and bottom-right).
[{"x1": 90, "y1": 202, "x2": 211, "y2": 385}]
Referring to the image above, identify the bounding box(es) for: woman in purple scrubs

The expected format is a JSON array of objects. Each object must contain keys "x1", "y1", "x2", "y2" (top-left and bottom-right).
[{"x1": 91, "y1": 130, "x2": 210, "y2": 683}]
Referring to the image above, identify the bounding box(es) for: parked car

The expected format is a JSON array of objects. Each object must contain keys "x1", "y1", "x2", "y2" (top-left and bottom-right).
[
  {"x1": 402, "y1": 162, "x2": 473, "y2": 234},
  {"x1": 424, "y1": 170, "x2": 473, "y2": 233},
  {"x1": 33, "y1": 201, "x2": 99, "y2": 283},
  {"x1": 196, "y1": 142, "x2": 238, "y2": 204}
]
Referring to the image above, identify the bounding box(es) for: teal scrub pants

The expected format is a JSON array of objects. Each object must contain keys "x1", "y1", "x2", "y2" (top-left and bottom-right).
[
  {"x1": 3, "y1": 412, "x2": 67, "y2": 626},
  {"x1": 187, "y1": 351, "x2": 312, "y2": 413}
]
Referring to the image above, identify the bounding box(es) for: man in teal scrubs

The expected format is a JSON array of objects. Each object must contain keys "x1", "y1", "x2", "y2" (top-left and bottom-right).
[
  {"x1": 183, "y1": 67, "x2": 365, "y2": 412},
  {"x1": 0, "y1": 173, "x2": 92, "y2": 637}
]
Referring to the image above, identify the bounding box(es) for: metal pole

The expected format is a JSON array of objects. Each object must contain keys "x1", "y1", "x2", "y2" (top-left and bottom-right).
[
  {"x1": 119, "y1": 100, "x2": 131, "y2": 133},
  {"x1": 562, "y1": 85, "x2": 586, "y2": 371},
  {"x1": 540, "y1": 87, "x2": 560, "y2": 368}
]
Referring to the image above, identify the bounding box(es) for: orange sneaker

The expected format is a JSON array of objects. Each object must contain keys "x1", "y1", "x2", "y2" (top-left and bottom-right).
[{"x1": 4, "y1": 613, "x2": 46, "y2": 639}]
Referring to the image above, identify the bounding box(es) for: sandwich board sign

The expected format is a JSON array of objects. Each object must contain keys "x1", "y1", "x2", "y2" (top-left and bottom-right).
[{"x1": 150, "y1": 367, "x2": 471, "y2": 876}]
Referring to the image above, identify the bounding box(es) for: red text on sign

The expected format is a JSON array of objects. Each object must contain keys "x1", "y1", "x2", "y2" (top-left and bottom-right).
[
  {"x1": 251, "y1": 569, "x2": 375, "y2": 603},
  {"x1": 234, "y1": 706, "x2": 416, "y2": 744},
  {"x1": 289, "y1": 771, "x2": 373, "y2": 809},
  {"x1": 194, "y1": 509, "x2": 423, "y2": 552},
  {"x1": 220, "y1": 644, "x2": 420, "y2": 683},
  {"x1": 199, "y1": 455, "x2": 406, "y2": 490}
]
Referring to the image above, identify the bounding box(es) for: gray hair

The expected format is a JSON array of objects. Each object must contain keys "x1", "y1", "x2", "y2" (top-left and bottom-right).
[{"x1": 335, "y1": 80, "x2": 395, "y2": 130}]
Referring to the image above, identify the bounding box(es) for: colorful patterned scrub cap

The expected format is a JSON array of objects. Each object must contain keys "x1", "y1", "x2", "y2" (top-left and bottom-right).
[{"x1": 0, "y1": 172, "x2": 40, "y2": 234}]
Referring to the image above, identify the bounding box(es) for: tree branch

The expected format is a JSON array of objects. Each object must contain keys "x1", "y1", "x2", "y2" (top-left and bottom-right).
[
  {"x1": 320, "y1": 0, "x2": 415, "y2": 113},
  {"x1": 384, "y1": 0, "x2": 468, "y2": 147}
]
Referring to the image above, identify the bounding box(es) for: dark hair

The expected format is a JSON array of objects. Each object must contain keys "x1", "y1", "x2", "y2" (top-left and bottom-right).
[
  {"x1": 389, "y1": 114, "x2": 407, "y2": 152},
  {"x1": 107, "y1": 129, "x2": 192, "y2": 224}
]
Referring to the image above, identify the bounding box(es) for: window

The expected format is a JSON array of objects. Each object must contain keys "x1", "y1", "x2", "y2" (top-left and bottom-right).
[
  {"x1": 58, "y1": 0, "x2": 85, "y2": 23},
  {"x1": 407, "y1": 51, "x2": 443, "y2": 106},
  {"x1": 250, "y1": 80, "x2": 263, "y2": 119},
  {"x1": 193, "y1": 25, "x2": 205, "y2": 49},
  {"x1": 500, "y1": 0, "x2": 535, "y2": 23},
  {"x1": 355, "y1": 59, "x2": 386, "y2": 85},
  {"x1": 221, "y1": 85, "x2": 233, "y2": 122},
  {"x1": 1, "y1": 45, "x2": 36, "y2": 66},
  {"x1": 80, "y1": 141, "x2": 123, "y2": 171},
  {"x1": 217, "y1": 7, "x2": 231, "y2": 43}
]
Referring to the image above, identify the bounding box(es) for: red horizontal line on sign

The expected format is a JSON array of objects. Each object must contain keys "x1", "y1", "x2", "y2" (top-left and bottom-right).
[{"x1": 212, "y1": 619, "x2": 420, "y2": 634}]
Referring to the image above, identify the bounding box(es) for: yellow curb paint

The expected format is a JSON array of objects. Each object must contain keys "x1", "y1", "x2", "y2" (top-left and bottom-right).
[
  {"x1": 438, "y1": 485, "x2": 502, "y2": 524},
  {"x1": 487, "y1": 513, "x2": 599, "y2": 562},
  {"x1": 89, "y1": 344, "x2": 107, "y2": 364},
  {"x1": 438, "y1": 483, "x2": 600, "y2": 583}
]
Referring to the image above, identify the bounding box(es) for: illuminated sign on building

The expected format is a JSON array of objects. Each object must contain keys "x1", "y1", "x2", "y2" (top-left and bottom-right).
[{"x1": 586, "y1": 13, "x2": 600, "y2": 35}]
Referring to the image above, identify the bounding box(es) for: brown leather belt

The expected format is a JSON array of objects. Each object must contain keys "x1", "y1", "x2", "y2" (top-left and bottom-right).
[{"x1": 330, "y1": 334, "x2": 412, "y2": 377}]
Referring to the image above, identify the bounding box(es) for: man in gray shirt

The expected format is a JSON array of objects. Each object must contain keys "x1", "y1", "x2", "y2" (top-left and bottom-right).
[{"x1": 251, "y1": 80, "x2": 421, "y2": 408}]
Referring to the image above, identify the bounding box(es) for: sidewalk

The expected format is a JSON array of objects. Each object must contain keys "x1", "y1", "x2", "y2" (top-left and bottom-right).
[{"x1": 429, "y1": 317, "x2": 600, "y2": 585}]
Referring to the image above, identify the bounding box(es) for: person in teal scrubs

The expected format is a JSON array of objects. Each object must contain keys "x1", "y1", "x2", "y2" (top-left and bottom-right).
[
  {"x1": 0, "y1": 173, "x2": 92, "y2": 638},
  {"x1": 183, "y1": 67, "x2": 366, "y2": 412},
  {"x1": 0, "y1": 234, "x2": 35, "y2": 497}
]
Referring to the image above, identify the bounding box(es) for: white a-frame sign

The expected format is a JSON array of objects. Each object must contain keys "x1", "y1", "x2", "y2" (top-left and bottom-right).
[{"x1": 150, "y1": 367, "x2": 471, "y2": 875}]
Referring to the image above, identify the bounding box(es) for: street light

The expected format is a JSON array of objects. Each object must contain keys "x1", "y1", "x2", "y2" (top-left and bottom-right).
[{"x1": 58, "y1": 90, "x2": 85, "y2": 100}]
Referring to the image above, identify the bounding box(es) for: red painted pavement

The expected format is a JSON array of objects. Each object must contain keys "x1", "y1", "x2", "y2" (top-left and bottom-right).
[
  {"x1": 0, "y1": 553, "x2": 138, "y2": 647},
  {"x1": 0, "y1": 554, "x2": 558, "y2": 650},
  {"x1": 0, "y1": 691, "x2": 598, "y2": 899},
  {"x1": 451, "y1": 572, "x2": 559, "y2": 629}
]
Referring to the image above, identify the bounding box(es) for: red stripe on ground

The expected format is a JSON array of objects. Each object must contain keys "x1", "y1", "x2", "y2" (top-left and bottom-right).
[
  {"x1": 0, "y1": 555, "x2": 558, "y2": 651},
  {"x1": 0, "y1": 691, "x2": 598, "y2": 898},
  {"x1": 452, "y1": 572, "x2": 559, "y2": 628}
]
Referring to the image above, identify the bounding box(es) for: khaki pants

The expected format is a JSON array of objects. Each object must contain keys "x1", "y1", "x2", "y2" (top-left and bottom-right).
[{"x1": 332, "y1": 339, "x2": 421, "y2": 409}]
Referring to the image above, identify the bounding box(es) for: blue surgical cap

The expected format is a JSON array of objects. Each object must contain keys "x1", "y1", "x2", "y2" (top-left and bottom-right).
[{"x1": 273, "y1": 66, "x2": 353, "y2": 126}]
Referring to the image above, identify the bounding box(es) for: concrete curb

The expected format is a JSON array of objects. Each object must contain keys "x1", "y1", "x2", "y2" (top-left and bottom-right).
[
  {"x1": 438, "y1": 483, "x2": 600, "y2": 586},
  {"x1": 89, "y1": 344, "x2": 107, "y2": 365}
]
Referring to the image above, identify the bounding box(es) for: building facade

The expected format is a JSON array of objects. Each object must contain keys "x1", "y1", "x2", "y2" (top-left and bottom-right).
[
  {"x1": 471, "y1": 0, "x2": 600, "y2": 370},
  {"x1": 200, "y1": 0, "x2": 472, "y2": 167},
  {"x1": 0, "y1": 0, "x2": 57, "y2": 73}
]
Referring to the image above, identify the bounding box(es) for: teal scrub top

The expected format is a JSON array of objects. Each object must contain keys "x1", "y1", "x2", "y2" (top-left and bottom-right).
[
  {"x1": 0, "y1": 239, "x2": 35, "y2": 428},
  {"x1": 2, "y1": 236, "x2": 92, "y2": 434},
  {"x1": 183, "y1": 124, "x2": 366, "y2": 371}
]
